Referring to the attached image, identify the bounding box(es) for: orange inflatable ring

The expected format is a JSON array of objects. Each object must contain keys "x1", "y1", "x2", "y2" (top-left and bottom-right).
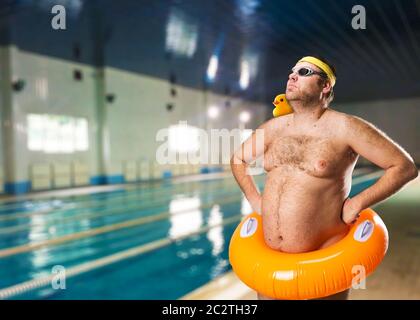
[{"x1": 229, "y1": 208, "x2": 389, "y2": 300}]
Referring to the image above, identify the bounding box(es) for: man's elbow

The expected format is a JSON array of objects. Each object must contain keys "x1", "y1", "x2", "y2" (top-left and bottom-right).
[
  {"x1": 408, "y1": 163, "x2": 419, "y2": 180},
  {"x1": 230, "y1": 154, "x2": 245, "y2": 168},
  {"x1": 402, "y1": 161, "x2": 418, "y2": 181}
]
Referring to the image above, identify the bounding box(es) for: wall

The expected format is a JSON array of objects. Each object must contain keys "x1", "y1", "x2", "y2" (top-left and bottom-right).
[
  {"x1": 335, "y1": 97, "x2": 420, "y2": 164},
  {"x1": 0, "y1": 46, "x2": 269, "y2": 194}
]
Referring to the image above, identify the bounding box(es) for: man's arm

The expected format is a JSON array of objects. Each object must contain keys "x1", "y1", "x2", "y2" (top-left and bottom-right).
[
  {"x1": 230, "y1": 119, "x2": 274, "y2": 213},
  {"x1": 342, "y1": 115, "x2": 418, "y2": 223}
]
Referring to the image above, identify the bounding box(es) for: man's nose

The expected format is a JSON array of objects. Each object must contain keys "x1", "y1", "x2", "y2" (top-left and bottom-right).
[{"x1": 289, "y1": 71, "x2": 298, "y2": 81}]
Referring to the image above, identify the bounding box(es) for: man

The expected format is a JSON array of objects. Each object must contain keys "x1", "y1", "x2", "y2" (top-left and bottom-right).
[{"x1": 230, "y1": 56, "x2": 418, "y2": 300}]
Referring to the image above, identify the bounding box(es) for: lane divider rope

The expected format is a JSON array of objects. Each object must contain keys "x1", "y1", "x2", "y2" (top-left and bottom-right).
[
  {"x1": 0, "y1": 215, "x2": 242, "y2": 300},
  {"x1": 0, "y1": 194, "x2": 243, "y2": 258}
]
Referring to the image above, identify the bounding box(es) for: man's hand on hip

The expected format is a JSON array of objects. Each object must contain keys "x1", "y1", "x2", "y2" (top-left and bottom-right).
[{"x1": 341, "y1": 197, "x2": 362, "y2": 225}]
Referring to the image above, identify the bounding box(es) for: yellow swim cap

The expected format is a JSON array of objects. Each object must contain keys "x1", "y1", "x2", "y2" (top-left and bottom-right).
[{"x1": 298, "y1": 56, "x2": 336, "y2": 87}]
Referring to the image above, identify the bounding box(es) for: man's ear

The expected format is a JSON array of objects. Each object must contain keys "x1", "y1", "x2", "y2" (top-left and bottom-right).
[{"x1": 322, "y1": 80, "x2": 332, "y2": 94}]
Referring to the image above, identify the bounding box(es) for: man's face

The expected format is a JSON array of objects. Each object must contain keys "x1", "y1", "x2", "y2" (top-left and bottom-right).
[{"x1": 285, "y1": 62, "x2": 326, "y2": 103}]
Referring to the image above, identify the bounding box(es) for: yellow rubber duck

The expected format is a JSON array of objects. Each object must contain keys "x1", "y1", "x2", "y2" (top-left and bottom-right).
[{"x1": 272, "y1": 94, "x2": 293, "y2": 117}]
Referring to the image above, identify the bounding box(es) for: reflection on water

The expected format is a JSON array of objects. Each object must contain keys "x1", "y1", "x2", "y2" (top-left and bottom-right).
[
  {"x1": 168, "y1": 196, "x2": 203, "y2": 239},
  {"x1": 207, "y1": 204, "x2": 229, "y2": 278},
  {"x1": 28, "y1": 214, "x2": 50, "y2": 270},
  {"x1": 206, "y1": 205, "x2": 223, "y2": 256},
  {"x1": 168, "y1": 198, "x2": 228, "y2": 279},
  {"x1": 28, "y1": 211, "x2": 94, "y2": 269},
  {"x1": 28, "y1": 215, "x2": 49, "y2": 243}
]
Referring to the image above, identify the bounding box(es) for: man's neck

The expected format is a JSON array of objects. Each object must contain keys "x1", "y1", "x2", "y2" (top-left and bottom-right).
[{"x1": 290, "y1": 100, "x2": 328, "y2": 126}]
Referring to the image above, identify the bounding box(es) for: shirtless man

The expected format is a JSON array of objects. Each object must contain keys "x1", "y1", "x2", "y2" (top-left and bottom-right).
[{"x1": 230, "y1": 56, "x2": 418, "y2": 300}]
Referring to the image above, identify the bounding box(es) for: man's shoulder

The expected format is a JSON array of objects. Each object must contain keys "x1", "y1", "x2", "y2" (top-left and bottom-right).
[
  {"x1": 327, "y1": 109, "x2": 377, "y2": 138},
  {"x1": 326, "y1": 109, "x2": 361, "y2": 128},
  {"x1": 326, "y1": 108, "x2": 350, "y2": 121},
  {"x1": 259, "y1": 113, "x2": 292, "y2": 131}
]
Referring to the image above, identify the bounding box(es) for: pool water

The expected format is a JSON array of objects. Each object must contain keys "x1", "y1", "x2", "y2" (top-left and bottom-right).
[{"x1": 0, "y1": 170, "x2": 378, "y2": 299}]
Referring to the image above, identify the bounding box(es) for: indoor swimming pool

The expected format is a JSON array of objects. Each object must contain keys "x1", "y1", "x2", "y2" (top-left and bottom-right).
[{"x1": 0, "y1": 169, "x2": 381, "y2": 299}]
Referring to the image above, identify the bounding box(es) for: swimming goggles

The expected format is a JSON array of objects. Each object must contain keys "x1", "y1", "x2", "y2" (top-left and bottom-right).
[{"x1": 291, "y1": 67, "x2": 327, "y2": 78}]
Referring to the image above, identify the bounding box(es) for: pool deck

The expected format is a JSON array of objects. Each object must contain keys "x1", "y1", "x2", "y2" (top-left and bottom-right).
[{"x1": 181, "y1": 271, "x2": 256, "y2": 300}]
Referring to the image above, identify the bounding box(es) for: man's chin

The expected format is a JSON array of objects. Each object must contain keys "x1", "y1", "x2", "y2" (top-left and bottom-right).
[{"x1": 285, "y1": 92, "x2": 299, "y2": 101}]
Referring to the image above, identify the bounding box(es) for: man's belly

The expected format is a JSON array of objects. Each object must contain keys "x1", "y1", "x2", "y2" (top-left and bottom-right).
[{"x1": 261, "y1": 169, "x2": 350, "y2": 253}]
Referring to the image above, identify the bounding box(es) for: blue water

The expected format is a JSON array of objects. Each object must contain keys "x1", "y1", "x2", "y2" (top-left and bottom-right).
[{"x1": 0, "y1": 170, "x2": 378, "y2": 300}]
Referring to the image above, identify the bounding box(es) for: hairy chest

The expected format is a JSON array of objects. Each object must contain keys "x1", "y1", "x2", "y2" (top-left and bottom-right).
[{"x1": 264, "y1": 135, "x2": 353, "y2": 178}]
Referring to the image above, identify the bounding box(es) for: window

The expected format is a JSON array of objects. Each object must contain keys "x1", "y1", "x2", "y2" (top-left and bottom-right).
[{"x1": 27, "y1": 114, "x2": 89, "y2": 153}]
